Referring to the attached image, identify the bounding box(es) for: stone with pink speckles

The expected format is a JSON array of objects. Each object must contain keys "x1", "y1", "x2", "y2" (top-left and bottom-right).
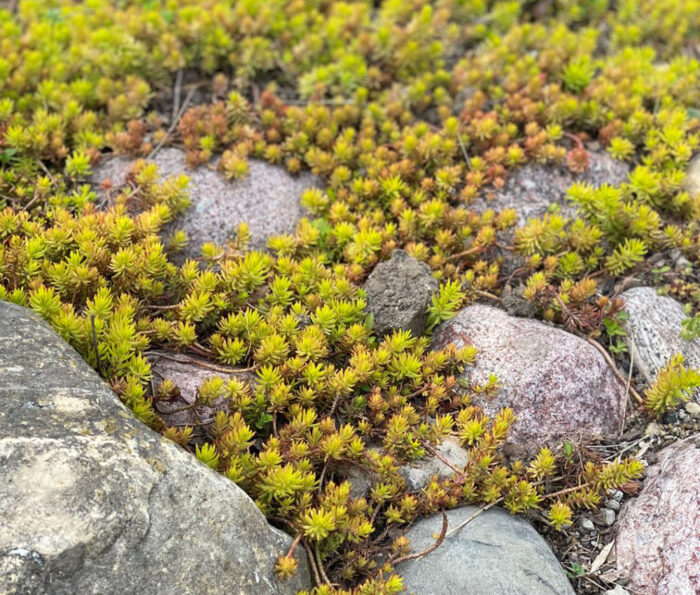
[
  {"x1": 615, "y1": 434, "x2": 700, "y2": 595},
  {"x1": 432, "y1": 305, "x2": 627, "y2": 449},
  {"x1": 472, "y1": 151, "x2": 629, "y2": 224},
  {"x1": 91, "y1": 147, "x2": 321, "y2": 258}
]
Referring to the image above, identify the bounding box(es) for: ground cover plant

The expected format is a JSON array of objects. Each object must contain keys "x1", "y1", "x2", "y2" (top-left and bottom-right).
[{"x1": 0, "y1": 0, "x2": 698, "y2": 592}]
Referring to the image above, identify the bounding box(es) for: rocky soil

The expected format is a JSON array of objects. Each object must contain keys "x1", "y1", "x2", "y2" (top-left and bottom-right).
[{"x1": 1, "y1": 146, "x2": 697, "y2": 594}]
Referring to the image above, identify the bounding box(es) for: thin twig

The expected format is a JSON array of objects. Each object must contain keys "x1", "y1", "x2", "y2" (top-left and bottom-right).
[
  {"x1": 457, "y1": 131, "x2": 473, "y2": 171},
  {"x1": 172, "y1": 69, "x2": 183, "y2": 124},
  {"x1": 148, "y1": 84, "x2": 199, "y2": 159},
  {"x1": 303, "y1": 540, "x2": 322, "y2": 587},
  {"x1": 159, "y1": 402, "x2": 197, "y2": 415},
  {"x1": 405, "y1": 382, "x2": 430, "y2": 399},
  {"x1": 194, "y1": 341, "x2": 213, "y2": 354},
  {"x1": 36, "y1": 159, "x2": 56, "y2": 184},
  {"x1": 146, "y1": 350, "x2": 257, "y2": 374},
  {"x1": 446, "y1": 245, "x2": 482, "y2": 262},
  {"x1": 20, "y1": 193, "x2": 42, "y2": 212},
  {"x1": 543, "y1": 483, "x2": 588, "y2": 500},
  {"x1": 90, "y1": 315, "x2": 104, "y2": 377},
  {"x1": 283, "y1": 98, "x2": 353, "y2": 106},
  {"x1": 474, "y1": 290, "x2": 502, "y2": 303},
  {"x1": 317, "y1": 458, "x2": 329, "y2": 489},
  {"x1": 620, "y1": 350, "x2": 634, "y2": 435},
  {"x1": 606, "y1": 435, "x2": 647, "y2": 461},
  {"x1": 585, "y1": 337, "x2": 644, "y2": 405},
  {"x1": 315, "y1": 543, "x2": 332, "y2": 585},
  {"x1": 147, "y1": 303, "x2": 180, "y2": 311},
  {"x1": 166, "y1": 417, "x2": 215, "y2": 428},
  {"x1": 423, "y1": 442, "x2": 466, "y2": 478},
  {"x1": 285, "y1": 533, "x2": 303, "y2": 559},
  {"x1": 563, "y1": 131, "x2": 585, "y2": 150},
  {"x1": 392, "y1": 510, "x2": 449, "y2": 565},
  {"x1": 443, "y1": 499, "x2": 501, "y2": 539},
  {"x1": 329, "y1": 392, "x2": 342, "y2": 416}
]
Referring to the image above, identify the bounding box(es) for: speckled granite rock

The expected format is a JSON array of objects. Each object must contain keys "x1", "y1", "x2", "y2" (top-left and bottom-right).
[
  {"x1": 91, "y1": 147, "x2": 321, "y2": 257},
  {"x1": 398, "y1": 506, "x2": 574, "y2": 595},
  {"x1": 364, "y1": 249, "x2": 438, "y2": 337},
  {"x1": 473, "y1": 151, "x2": 629, "y2": 224},
  {"x1": 620, "y1": 287, "x2": 700, "y2": 386},
  {"x1": 615, "y1": 434, "x2": 700, "y2": 595},
  {"x1": 0, "y1": 301, "x2": 310, "y2": 595},
  {"x1": 432, "y1": 305, "x2": 626, "y2": 448}
]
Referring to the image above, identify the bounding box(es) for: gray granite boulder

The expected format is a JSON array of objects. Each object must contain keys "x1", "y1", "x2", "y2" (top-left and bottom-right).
[
  {"x1": 620, "y1": 287, "x2": 700, "y2": 386},
  {"x1": 615, "y1": 434, "x2": 700, "y2": 594},
  {"x1": 0, "y1": 301, "x2": 310, "y2": 594},
  {"x1": 473, "y1": 151, "x2": 629, "y2": 224},
  {"x1": 364, "y1": 249, "x2": 438, "y2": 337},
  {"x1": 91, "y1": 147, "x2": 320, "y2": 257},
  {"x1": 398, "y1": 506, "x2": 574, "y2": 594},
  {"x1": 432, "y1": 305, "x2": 626, "y2": 448}
]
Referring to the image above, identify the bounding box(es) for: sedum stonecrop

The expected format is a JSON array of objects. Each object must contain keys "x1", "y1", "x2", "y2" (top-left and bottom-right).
[{"x1": 1, "y1": 0, "x2": 698, "y2": 591}]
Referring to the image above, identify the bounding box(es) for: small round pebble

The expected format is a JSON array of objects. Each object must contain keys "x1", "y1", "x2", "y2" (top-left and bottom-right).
[
  {"x1": 581, "y1": 517, "x2": 595, "y2": 531},
  {"x1": 605, "y1": 499, "x2": 621, "y2": 511},
  {"x1": 644, "y1": 422, "x2": 662, "y2": 436},
  {"x1": 685, "y1": 401, "x2": 700, "y2": 417},
  {"x1": 595, "y1": 508, "x2": 616, "y2": 526}
]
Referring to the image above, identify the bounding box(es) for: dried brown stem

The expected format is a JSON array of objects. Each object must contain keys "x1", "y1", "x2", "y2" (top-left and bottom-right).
[
  {"x1": 148, "y1": 83, "x2": 199, "y2": 159},
  {"x1": 443, "y1": 499, "x2": 501, "y2": 539},
  {"x1": 392, "y1": 510, "x2": 448, "y2": 566},
  {"x1": 315, "y1": 543, "x2": 332, "y2": 585},
  {"x1": 302, "y1": 540, "x2": 323, "y2": 587},
  {"x1": 285, "y1": 533, "x2": 303, "y2": 559},
  {"x1": 585, "y1": 337, "x2": 644, "y2": 405}
]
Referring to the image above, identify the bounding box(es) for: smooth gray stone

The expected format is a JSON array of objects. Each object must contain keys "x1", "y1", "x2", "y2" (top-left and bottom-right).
[{"x1": 398, "y1": 506, "x2": 574, "y2": 595}]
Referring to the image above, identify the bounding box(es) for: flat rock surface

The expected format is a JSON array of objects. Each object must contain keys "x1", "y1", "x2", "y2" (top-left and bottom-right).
[
  {"x1": 615, "y1": 433, "x2": 700, "y2": 594},
  {"x1": 0, "y1": 301, "x2": 309, "y2": 594},
  {"x1": 432, "y1": 305, "x2": 626, "y2": 448},
  {"x1": 473, "y1": 151, "x2": 629, "y2": 224},
  {"x1": 91, "y1": 147, "x2": 320, "y2": 257},
  {"x1": 620, "y1": 287, "x2": 700, "y2": 385},
  {"x1": 398, "y1": 506, "x2": 574, "y2": 595},
  {"x1": 364, "y1": 249, "x2": 438, "y2": 337}
]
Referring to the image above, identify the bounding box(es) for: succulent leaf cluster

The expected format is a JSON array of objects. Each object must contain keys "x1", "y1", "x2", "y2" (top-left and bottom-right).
[{"x1": 1, "y1": 0, "x2": 699, "y2": 591}]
